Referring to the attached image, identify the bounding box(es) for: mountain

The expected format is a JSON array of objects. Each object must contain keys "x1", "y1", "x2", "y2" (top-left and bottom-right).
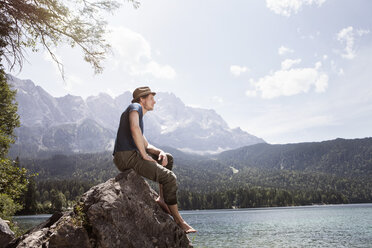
[
  {"x1": 18, "y1": 137, "x2": 372, "y2": 210},
  {"x1": 24, "y1": 138, "x2": 372, "y2": 185},
  {"x1": 7, "y1": 75, "x2": 264, "y2": 157},
  {"x1": 217, "y1": 137, "x2": 372, "y2": 176}
]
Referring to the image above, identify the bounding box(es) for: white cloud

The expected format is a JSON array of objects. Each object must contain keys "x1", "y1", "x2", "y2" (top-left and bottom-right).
[
  {"x1": 107, "y1": 26, "x2": 176, "y2": 79},
  {"x1": 337, "y1": 26, "x2": 370, "y2": 60},
  {"x1": 129, "y1": 61, "x2": 176, "y2": 79},
  {"x1": 281, "y1": 58, "x2": 301, "y2": 70},
  {"x1": 337, "y1": 26, "x2": 355, "y2": 59},
  {"x1": 266, "y1": 0, "x2": 326, "y2": 17},
  {"x1": 230, "y1": 65, "x2": 249, "y2": 76},
  {"x1": 356, "y1": 29, "x2": 370, "y2": 36},
  {"x1": 246, "y1": 60, "x2": 328, "y2": 99},
  {"x1": 245, "y1": 89, "x2": 257, "y2": 97},
  {"x1": 211, "y1": 96, "x2": 224, "y2": 103},
  {"x1": 105, "y1": 88, "x2": 116, "y2": 98},
  {"x1": 64, "y1": 74, "x2": 84, "y2": 93},
  {"x1": 278, "y1": 46, "x2": 294, "y2": 55}
]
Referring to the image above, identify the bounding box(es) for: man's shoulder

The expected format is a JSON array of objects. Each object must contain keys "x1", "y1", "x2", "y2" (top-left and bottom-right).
[{"x1": 127, "y1": 103, "x2": 142, "y2": 113}]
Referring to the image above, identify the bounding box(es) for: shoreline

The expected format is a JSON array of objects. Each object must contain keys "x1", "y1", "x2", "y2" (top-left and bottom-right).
[{"x1": 13, "y1": 202, "x2": 372, "y2": 217}]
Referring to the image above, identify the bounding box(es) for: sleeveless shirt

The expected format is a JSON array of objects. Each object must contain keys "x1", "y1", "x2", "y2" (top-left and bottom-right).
[{"x1": 113, "y1": 103, "x2": 144, "y2": 154}]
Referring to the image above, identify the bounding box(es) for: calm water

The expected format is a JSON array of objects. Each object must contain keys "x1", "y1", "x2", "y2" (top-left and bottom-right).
[
  {"x1": 184, "y1": 204, "x2": 372, "y2": 248},
  {"x1": 13, "y1": 214, "x2": 52, "y2": 231},
  {"x1": 14, "y1": 204, "x2": 372, "y2": 247}
]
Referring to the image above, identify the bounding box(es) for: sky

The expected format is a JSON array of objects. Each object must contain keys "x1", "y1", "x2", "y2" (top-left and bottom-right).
[{"x1": 8, "y1": 0, "x2": 372, "y2": 144}]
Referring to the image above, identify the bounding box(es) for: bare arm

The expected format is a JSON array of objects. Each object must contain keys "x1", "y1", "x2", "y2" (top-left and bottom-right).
[
  {"x1": 129, "y1": 111, "x2": 155, "y2": 162},
  {"x1": 144, "y1": 135, "x2": 160, "y2": 155},
  {"x1": 144, "y1": 136, "x2": 168, "y2": 166}
]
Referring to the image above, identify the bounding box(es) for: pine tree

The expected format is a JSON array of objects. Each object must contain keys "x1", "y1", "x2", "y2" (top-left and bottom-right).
[{"x1": 0, "y1": 35, "x2": 28, "y2": 219}]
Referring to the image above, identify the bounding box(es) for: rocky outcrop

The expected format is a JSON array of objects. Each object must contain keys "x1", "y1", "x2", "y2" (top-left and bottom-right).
[
  {"x1": 8, "y1": 170, "x2": 192, "y2": 248},
  {"x1": 0, "y1": 218, "x2": 14, "y2": 248}
]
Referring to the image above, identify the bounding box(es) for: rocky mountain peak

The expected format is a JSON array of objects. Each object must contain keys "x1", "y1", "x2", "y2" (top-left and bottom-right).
[
  {"x1": 8, "y1": 75, "x2": 265, "y2": 157},
  {"x1": 87, "y1": 92, "x2": 114, "y2": 103},
  {"x1": 114, "y1": 91, "x2": 132, "y2": 108},
  {"x1": 6, "y1": 74, "x2": 35, "y2": 91}
]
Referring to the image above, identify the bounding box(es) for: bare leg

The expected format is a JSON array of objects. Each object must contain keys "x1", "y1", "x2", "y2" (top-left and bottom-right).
[
  {"x1": 168, "y1": 204, "x2": 197, "y2": 233},
  {"x1": 156, "y1": 184, "x2": 171, "y2": 214}
]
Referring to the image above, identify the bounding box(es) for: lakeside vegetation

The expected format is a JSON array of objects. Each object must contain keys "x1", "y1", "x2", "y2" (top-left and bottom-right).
[{"x1": 17, "y1": 179, "x2": 353, "y2": 214}]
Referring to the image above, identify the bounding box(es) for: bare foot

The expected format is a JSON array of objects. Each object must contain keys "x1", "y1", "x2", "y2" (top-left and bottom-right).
[
  {"x1": 178, "y1": 221, "x2": 197, "y2": 234},
  {"x1": 156, "y1": 197, "x2": 171, "y2": 214}
]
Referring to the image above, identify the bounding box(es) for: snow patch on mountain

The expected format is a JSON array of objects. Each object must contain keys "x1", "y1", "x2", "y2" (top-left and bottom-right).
[{"x1": 7, "y1": 75, "x2": 265, "y2": 157}]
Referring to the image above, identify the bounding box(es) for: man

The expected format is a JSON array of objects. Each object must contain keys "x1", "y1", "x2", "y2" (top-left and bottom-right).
[{"x1": 113, "y1": 86, "x2": 196, "y2": 234}]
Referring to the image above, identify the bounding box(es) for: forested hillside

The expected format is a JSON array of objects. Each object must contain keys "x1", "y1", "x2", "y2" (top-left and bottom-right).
[
  {"x1": 16, "y1": 138, "x2": 372, "y2": 213},
  {"x1": 217, "y1": 137, "x2": 372, "y2": 175}
]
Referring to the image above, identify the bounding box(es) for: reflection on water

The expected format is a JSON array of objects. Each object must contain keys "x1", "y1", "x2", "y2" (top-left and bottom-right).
[
  {"x1": 13, "y1": 214, "x2": 52, "y2": 232},
  {"x1": 13, "y1": 204, "x2": 372, "y2": 247}
]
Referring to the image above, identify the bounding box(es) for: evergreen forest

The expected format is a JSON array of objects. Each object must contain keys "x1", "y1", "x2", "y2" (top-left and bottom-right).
[{"x1": 13, "y1": 137, "x2": 372, "y2": 213}]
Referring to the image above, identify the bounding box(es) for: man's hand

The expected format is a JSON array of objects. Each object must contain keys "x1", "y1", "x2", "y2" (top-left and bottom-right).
[
  {"x1": 142, "y1": 153, "x2": 156, "y2": 162},
  {"x1": 158, "y1": 151, "x2": 168, "y2": 166}
]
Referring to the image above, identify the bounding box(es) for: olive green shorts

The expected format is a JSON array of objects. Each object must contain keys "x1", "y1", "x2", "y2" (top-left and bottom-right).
[{"x1": 113, "y1": 150, "x2": 177, "y2": 205}]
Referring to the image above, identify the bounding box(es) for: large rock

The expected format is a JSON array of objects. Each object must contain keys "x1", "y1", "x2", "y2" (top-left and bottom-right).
[
  {"x1": 7, "y1": 170, "x2": 192, "y2": 248},
  {"x1": 0, "y1": 218, "x2": 15, "y2": 248}
]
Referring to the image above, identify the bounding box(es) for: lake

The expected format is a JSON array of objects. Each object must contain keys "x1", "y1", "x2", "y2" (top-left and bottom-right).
[{"x1": 13, "y1": 203, "x2": 372, "y2": 247}]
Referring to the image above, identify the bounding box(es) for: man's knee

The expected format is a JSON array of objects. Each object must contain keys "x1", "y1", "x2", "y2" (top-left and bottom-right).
[
  {"x1": 166, "y1": 153, "x2": 173, "y2": 171},
  {"x1": 161, "y1": 170, "x2": 177, "y2": 186},
  {"x1": 169, "y1": 170, "x2": 177, "y2": 182}
]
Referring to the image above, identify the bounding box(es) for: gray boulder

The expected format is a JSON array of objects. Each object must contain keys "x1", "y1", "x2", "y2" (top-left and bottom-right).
[
  {"x1": 8, "y1": 170, "x2": 192, "y2": 248},
  {"x1": 0, "y1": 218, "x2": 15, "y2": 248}
]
